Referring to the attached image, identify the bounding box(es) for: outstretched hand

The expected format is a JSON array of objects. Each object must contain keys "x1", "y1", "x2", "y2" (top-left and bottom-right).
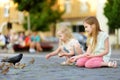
[
  {"x1": 45, "y1": 54, "x2": 51, "y2": 59},
  {"x1": 58, "y1": 53, "x2": 66, "y2": 57}
]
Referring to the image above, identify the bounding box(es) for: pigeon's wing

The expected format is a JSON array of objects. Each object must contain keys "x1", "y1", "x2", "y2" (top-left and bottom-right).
[
  {"x1": 2, "y1": 56, "x2": 17, "y2": 63},
  {"x1": 8, "y1": 54, "x2": 23, "y2": 63},
  {"x1": 1, "y1": 54, "x2": 23, "y2": 63}
]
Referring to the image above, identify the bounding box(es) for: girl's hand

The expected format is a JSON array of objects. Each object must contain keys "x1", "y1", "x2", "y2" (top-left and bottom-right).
[
  {"x1": 69, "y1": 56, "x2": 78, "y2": 62},
  {"x1": 45, "y1": 54, "x2": 51, "y2": 59},
  {"x1": 58, "y1": 53, "x2": 66, "y2": 57},
  {"x1": 86, "y1": 54, "x2": 95, "y2": 58},
  {"x1": 82, "y1": 53, "x2": 90, "y2": 57},
  {"x1": 58, "y1": 53, "x2": 63, "y2": 57}
]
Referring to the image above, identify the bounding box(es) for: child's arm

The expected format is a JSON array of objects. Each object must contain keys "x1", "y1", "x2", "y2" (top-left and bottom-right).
[
  {"x1": 69, "y1": 44, "x2": 91, "y2": 62},
  {"x1": 69, "y1": 52, "x2": 91, "y2": 63},
  {"x1": 45, "y1": 47, "x2": 61, "y2": 59},
  {"x1": 85, "y1": 43, "x2": 92, "y2": 54},
  {"x1": 86, "y1": 38, "x2": 109, "y2": 58},
  {"x1": 93, "y1": 38, "x2": 109, "y2": 57}
]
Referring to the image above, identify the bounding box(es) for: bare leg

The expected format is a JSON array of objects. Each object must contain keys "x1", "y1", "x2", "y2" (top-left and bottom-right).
[
  {"x1": 30, "y1": 42, "x2": 35, "y2": 49},
  {"x1": 101, "y1": 62, "x2": 109, "y2": 66},
  {"x1": 101, "y1": 61, "x2": 117, "y2": 68},
  {"x1": 36, "y1": 42, "x2": 42, "y2": 52},
  {"x1": 29, "y1": 42, "x2": 36, "y2": 53}
]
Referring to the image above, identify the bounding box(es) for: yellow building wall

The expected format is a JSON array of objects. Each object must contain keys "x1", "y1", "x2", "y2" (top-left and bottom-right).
[
  {"x1": 0, "y1": 0, "x2": 96, "y2": 37},
  {"x1": 57, "y1": 0, "x2": 96, "y2": 20},
  {"x1": 0, "y1": 1, "x2": 24, "y2": 35}
]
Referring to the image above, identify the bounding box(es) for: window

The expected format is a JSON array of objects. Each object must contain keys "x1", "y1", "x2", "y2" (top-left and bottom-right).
[
  {"x1": 64, "y1": 0, "x2": 71, "y2": 13},
  {"x1": 78, "y1": 0, "x2": 88, "y2": 13},
  {"x1": 7, "y1": 22, "x2": 12, "y2": 29},
  {"x1": 4, "y1": 3, "x2": 10, "y2": 17},
  {"x1": 72, "y1": 25, "x2": 85, "y2": 32}
]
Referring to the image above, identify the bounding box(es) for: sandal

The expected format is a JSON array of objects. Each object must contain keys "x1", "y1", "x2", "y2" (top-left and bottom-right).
[
  {"x1": 61, "y1": 61, "x2": 66, "y2": 65},
  {"x1": 61, "y1": 61, "x2": 74, "y2": 66},
  {"x1": 108, "y1": 61, "x2": 117, "y2": 68}
]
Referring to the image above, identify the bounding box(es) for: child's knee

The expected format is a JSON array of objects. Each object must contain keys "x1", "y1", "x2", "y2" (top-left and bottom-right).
[
  {"x1": 85, "y1": 61, "x2": 101, "y2": 68},
  {"x1": 85, "y1": 62, "x2": 93, "y2": 68},
  {"x1": 76, "y1": 63, "x2": 83, "y2": 67},
  {"x1": 76, "y1": 60, "x2": 85, "y2": 67}
]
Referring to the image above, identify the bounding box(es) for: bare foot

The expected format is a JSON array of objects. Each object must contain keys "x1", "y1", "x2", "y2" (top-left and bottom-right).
[{"x1": 108, "y1": 61, "x2": 117, "y2": 68}]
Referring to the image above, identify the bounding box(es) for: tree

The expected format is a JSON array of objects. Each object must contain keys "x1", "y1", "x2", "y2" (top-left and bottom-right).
[
  {"x1": 14, "y1": 0, "x2": 63, "y2": 32},
  {"x1": 104, "y1": 0, "x2": 120, "y2": 48}
]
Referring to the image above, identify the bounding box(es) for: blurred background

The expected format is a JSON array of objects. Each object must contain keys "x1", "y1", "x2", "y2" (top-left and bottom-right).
[{"x1": 0, "y1": 0, "x2": 120, "y2": 51}]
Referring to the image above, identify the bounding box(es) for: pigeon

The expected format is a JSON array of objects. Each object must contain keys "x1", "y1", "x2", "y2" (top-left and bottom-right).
[
  {"x1": 5, "y1": 63, "x2": 14, "y2": 68},
  {"x1": 29, "y1": 58, "x2": 35, "y2": 64},
  {"x1": 0, "y1": 62, "x2": 5, "y2": 70},
  {"x1": 1, "y1": 67, "x2": 9, "y2": 75},
  {"x1": 14, "y1": 62, "x2": 21, "y2": 69},
  {"x1": 15, "y1": 62, "x2": 20, "y2": 66},
  {"x1": 1, "y1": 54, "x2": 23, "y2": 65},
  {"x1": 19, "y1": 63, "x2": 26, "y2": 69}
]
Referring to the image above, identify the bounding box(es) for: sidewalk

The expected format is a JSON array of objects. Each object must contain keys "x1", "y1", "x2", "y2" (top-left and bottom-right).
[
  {"x1": 111, "y1": 49, "x2": 120, "y2": 61},
  {"x1": 0, "y1": 49, "x2": 120, "y2": 80}
]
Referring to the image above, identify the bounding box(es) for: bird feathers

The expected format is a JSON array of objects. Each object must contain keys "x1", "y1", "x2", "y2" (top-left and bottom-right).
[{"x1": 1, "y1": 54, "x2": 23, "y2": 65}]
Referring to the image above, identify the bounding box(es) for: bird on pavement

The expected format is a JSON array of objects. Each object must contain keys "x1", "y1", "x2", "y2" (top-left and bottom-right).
[
  {"x1": 19, "y1": 63, "x2": 26, "y2": 69},
  {"x1": 5, "y1": 63, "x2": 14, "y2": 68},
  {"x1": 1, "y1": 54, "x2": 23, "y2": 65},
  {"x1": 0, "y1": 62, "x2": 5, "y2": 70},
  {"x1": 14, "y1": 62, "x2": 21, "y2": 69},
  {"x1": 1, "y1": 66, "x2": 9, "y2": 75},
  {"x1": 29, "y1": 58, "x2": 35, "y2": 64}
]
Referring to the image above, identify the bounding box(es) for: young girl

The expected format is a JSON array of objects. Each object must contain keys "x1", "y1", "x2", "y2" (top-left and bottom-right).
[
  {"x1": 45, "y1": 26, "x2": 83, "y2": 65},
  {"x1": 70, "y1": 16, "x2": 117, "y2": 68}
]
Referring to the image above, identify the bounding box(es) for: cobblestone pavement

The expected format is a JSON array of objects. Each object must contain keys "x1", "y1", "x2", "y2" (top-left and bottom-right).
[{"x1": 0, "y1": 49, "x2": 120, "y2": 80}]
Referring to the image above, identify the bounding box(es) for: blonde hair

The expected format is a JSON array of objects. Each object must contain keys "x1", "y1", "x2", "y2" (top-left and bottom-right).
[
  {"x1": 56, "y1": 26, "x2": 73, "y2": 46},
  {"x1": 84, "y1": 16, "x2": 101, "y2": 52}
]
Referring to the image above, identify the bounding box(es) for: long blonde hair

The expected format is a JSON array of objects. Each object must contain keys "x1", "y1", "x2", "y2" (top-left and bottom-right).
[
  {"x1": 56, "y1": 26, "x2": 73, "y2": 46},
  {"x1": 84, "y1": 16, "x2": 101, "y2": 52}
]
